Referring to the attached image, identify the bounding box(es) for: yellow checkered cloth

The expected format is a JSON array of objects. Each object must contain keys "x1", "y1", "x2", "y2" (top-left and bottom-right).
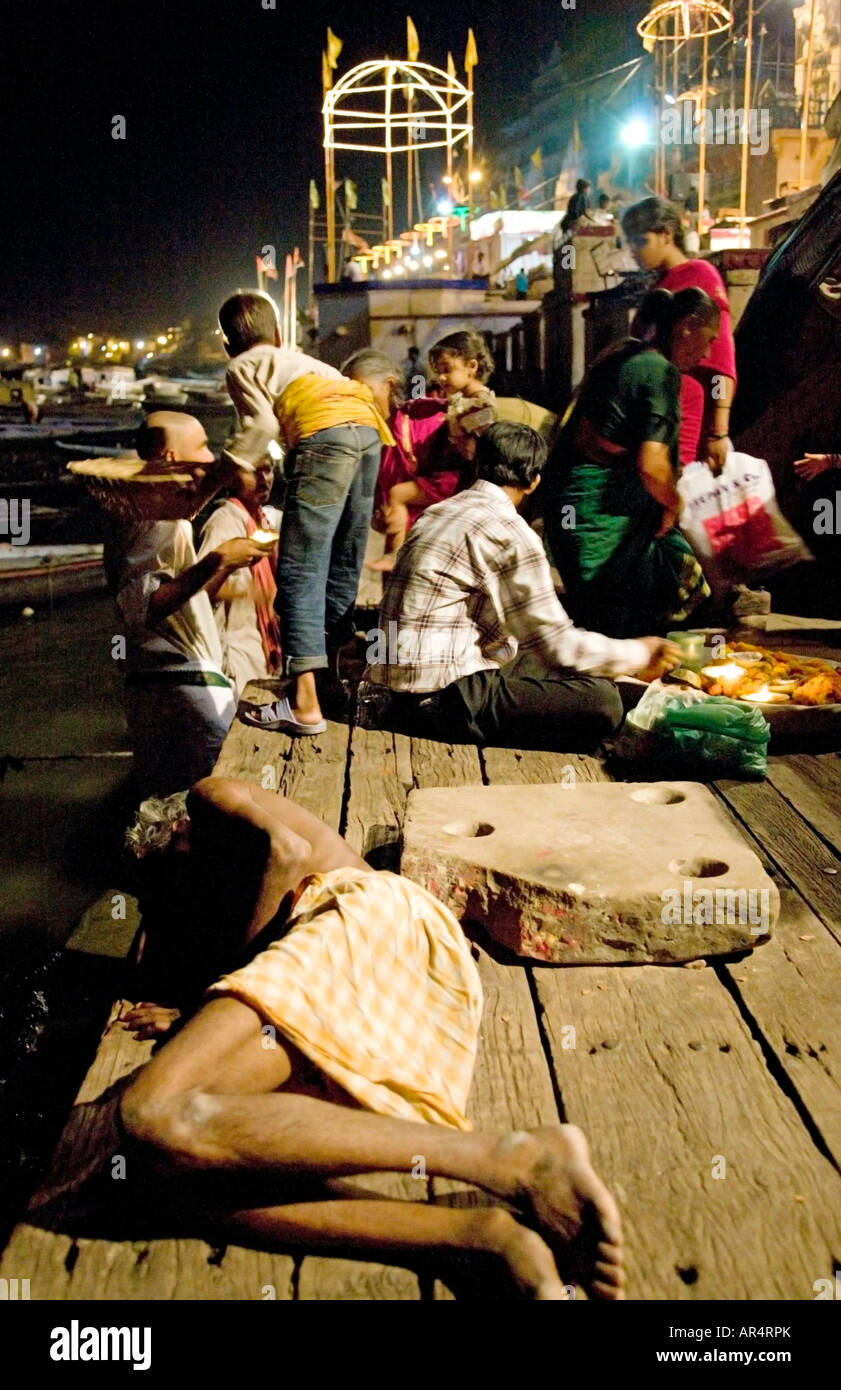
[{"x1": 206, "y1": 868, "x2": 483, "y2": 1129}]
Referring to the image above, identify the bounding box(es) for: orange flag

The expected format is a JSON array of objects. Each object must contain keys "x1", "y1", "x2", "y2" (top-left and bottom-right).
[
  {"x1": 407, "y1": 16, "x2": 419, "y2": 61},
  {"x1": 326, "y1": 28, "x2": 342, "y2": 68},
  {"x1": 465, "y1": 28, "x2": 478, "y2": 74}
]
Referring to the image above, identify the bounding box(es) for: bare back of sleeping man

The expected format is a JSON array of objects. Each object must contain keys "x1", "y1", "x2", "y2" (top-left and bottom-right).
[{"x1": 125, "y1": 776, "x2": 368, "y2": 1036}]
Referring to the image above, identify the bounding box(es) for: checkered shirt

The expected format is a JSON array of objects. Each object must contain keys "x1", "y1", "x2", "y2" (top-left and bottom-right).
[{"x1": 368, "y1": 480, "x2": 649, "y2": 692}]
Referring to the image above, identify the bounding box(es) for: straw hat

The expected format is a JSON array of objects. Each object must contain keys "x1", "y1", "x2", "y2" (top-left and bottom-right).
[{"x1": 67, "y1": 456, "x2": 216, "y2": 524}]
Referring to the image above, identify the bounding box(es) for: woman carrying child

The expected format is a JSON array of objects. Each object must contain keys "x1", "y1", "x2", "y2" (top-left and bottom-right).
[{"x1": 345, "y1": 330, "x2": 497, "y2": 572}]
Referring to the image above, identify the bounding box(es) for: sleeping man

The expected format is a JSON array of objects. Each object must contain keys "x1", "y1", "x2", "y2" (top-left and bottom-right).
[{"x1": 118, "y1": 776, "x2": 624, "y2": 1300}]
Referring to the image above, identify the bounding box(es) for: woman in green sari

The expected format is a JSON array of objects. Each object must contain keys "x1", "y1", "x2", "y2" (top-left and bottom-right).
[{"x1": 543, "y1": 287, "x2": 716, "y2": 639}]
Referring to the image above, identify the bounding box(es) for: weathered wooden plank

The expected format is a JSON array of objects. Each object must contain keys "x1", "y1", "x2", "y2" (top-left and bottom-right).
[
  {"x1": 410, "y1": 737, "x2": 483, "y2": 790},
  {"x1": 698, "y1": 773, "x2": 841, "y2": 1171},
  {"x1": 714, "y1": 777, "x2": 841, "y2": 947},
  {"x1": 343, "y1": 726, "x2": 405, "y2": 863},
  {"x1": 428, "y1": 741, "x2": 566, "y2": 1299},
  {"x1": 214, "y1": 685, "x2": 350, "y2": 832},
  {"x1": 296, "y1": 721, "x2": 421, "y2": 1300},
  {"x1": 0, "y1": 1004, "x2": 295, "y2": 1299},
  {"x1": 534, "y1": 962, "x2": 841, "y2": 1299},
  {"x1": 765, "y1": 753, "x2": 841, "y2": 859},
  {"x1": 480, "y1": 748, "x2": 611, "y2": 786}
]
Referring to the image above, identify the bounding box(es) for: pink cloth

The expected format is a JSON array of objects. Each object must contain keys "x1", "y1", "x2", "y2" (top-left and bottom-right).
[
  {"x1": 375, "y1": 398, "x2": 462, "y2": 530},
  {"x1": 659, "y1": 259, "x2": 737, "y2": 466},
  {"x1": 230, "y1": 499, "x2": 282, "y2": 671}
]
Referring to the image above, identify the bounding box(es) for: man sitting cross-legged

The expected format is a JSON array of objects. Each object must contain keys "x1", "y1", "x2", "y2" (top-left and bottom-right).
[
  {"x1": 118, "y1": 776, "x2": 624, "y2": 1300},
  {"x1": 364, "y1": 421, "x2": 680, "y2": 752}
]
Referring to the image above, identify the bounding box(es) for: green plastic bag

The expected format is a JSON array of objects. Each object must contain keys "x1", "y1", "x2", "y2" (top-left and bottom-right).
[{"x1": 615, "y1": 683, "x2": 770, "y2": 780}]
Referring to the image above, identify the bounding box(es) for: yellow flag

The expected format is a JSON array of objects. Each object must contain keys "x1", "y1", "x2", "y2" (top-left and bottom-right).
[
  {"x1": 489, "y1": 189, "x2": 499, "y2": 209},
  {"x1": 309, "y1": 179, "x2": 320, "y2": 210},
  {"x1": 407, "y1": 16, "x2": 420, "y2": 62},
  {"x1": 381, "y1": 177, "x2": 391, "y2": 208},
  {"x1": 322, "y1": 50, "x2": 332, "y2": 94},
  {"x1": 498, "y1": 182, "x2": 507, "y2": 207},
  {"x1": 514, "y1": 165, "x2": 524, "y2": 189},
  {"x1": 326, "y1": 27, "x2": 342, "y2": 68},
  {"x1": 447, "y1": 51, "x2": 456, "y2": 81},
  {"x1": 572, "y1": 119, "x2": 581, "y2": 153},
  {"x1": 642, "y1": 31, "x2": 656, "y2": 54},
  {"x1": 345, "y1": 179, "x2": 358, "y2": 211},
  {"x1": 530, "y1": 147, "x2": 543, "y2": 172},
  {"x1": 465, "y1": 28, "x2": 478, "y2": 73}
]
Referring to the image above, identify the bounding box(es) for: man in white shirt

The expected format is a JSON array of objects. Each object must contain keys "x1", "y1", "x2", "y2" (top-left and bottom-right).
[
  {"x1": 367, "y1": 422, "x2": 679, "y2": 751},
  {"x1": 104, "y1": 412, "x2": 273, "y2": 794}
]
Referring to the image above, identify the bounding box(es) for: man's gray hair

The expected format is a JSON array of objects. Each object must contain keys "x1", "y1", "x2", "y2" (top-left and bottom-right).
[
  {"x1": 341, "y1": 348, "x2": 405, "y2": 391},
  {"x1": 125, "y1": 791, "x2": 189, "y2": 858}
]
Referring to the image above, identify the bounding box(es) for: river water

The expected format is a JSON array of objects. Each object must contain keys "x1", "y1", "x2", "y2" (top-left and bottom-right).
[{"x1": 0, "y1": 405, "x2": 237, "y2": 1228}]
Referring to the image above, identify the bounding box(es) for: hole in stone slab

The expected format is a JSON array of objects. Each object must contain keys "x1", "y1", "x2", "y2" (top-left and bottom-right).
[
  {"x1": 668, "y1": 857, "x2": 729, "y2": 878},
  {"x1": 442, "y1": 821, "x2": 495, "y2": 839},
  {"x1": 630, "y1": 786, "x2": 686, "y2": 805}
]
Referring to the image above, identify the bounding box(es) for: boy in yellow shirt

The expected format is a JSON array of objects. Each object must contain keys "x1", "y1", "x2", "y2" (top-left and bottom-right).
[{"x1": 220, "y1": 291, "x2": 391, "y2": 732}]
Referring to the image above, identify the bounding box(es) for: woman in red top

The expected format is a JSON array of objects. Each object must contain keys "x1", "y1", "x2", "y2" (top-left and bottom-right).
[{"x1": 622, "y1": 197, "x2": 736, "y2": 473}]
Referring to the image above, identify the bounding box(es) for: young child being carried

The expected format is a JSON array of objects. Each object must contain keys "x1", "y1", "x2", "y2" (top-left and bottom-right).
[{"x1": 362, "y1": 330, "x2": 496, "y2": 572}]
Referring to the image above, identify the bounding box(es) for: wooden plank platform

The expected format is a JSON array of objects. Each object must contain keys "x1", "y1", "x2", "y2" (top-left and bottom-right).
[{"x1": 4, "y1": 686, "x2": 841, "y2": 1300}]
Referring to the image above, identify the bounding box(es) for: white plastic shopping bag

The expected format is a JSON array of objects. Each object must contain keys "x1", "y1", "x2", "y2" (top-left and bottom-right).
[{"x1": 677, "y1": 452, "x2": 812, "y2": 598}]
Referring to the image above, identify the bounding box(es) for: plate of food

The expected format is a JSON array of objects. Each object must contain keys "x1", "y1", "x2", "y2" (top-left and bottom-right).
[{"x1": 664, "y1": 641, "x2": 841, "y2": 731}]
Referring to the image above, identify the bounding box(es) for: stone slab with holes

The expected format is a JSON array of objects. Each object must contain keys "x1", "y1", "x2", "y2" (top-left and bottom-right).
[{"x1": 401, "y1": 781, "x2": 779, "y2": 965}]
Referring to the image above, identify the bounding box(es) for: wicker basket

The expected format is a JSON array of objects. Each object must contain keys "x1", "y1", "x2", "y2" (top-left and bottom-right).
[{"x1": 67, "y1": 457, "x2": 212, "y2": 524}]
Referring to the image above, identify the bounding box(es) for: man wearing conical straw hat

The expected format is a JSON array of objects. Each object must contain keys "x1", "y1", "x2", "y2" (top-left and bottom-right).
[{"x1": 102, "y1": 412, "x2": 275, "y2": 794}]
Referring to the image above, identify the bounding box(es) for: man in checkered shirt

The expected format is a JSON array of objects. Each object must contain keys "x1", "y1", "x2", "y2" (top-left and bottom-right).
[{"x1": 366, "y1": 421, "x2": 679, "y2": 750}]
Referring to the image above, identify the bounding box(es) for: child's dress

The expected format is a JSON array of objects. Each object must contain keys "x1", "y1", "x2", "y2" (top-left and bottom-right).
[{"x1": 374, "y1": 398, "x2": 463, "y2": 532}]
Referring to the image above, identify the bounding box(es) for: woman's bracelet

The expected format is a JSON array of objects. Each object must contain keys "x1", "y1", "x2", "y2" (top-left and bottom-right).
[
  {"x1": 829, "y1": 453, "x2": 841, "y2": 470},
  {"x1": 707, "y1": 432, "x2": 730, "y2": 440}
]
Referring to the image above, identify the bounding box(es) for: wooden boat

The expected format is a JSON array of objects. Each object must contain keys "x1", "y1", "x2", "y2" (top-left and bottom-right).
[{"x1": 0, "y1": 543, "x2": 104, "y2": 606}]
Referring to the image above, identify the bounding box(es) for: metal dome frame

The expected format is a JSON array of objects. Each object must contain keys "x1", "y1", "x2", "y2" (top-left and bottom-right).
[
  {"x1": 637, "y1": 0, "x2": 733, "y2": 42},
  {"x1": 323, "y1": 59, "x2": 471, "y2": 156}
]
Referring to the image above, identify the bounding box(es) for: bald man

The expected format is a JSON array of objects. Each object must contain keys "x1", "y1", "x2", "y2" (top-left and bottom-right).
[{"x1": 104, "y1": 412, "x2": 274, "y2": 794}]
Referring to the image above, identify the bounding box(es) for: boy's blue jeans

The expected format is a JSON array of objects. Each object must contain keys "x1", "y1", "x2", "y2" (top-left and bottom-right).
[{"x1": 277, "y1": 423, "x2": 381, "y2": 676}]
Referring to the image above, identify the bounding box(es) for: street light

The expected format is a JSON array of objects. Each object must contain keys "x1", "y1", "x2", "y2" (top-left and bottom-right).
[
  {"x1": 469, "y1": 168, "x2": 482, "y2": 183},
  {"x1": 620, "y1": 115, "x2": 651, "y2": 147}
]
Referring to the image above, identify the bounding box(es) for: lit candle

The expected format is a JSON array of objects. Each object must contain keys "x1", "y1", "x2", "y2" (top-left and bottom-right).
[
  {"x1": 741, "y1": 684, "x2": 790, "y2": 704},
  {"x1": 700, "y1": 661, "x2": 748, "y2": 696}
]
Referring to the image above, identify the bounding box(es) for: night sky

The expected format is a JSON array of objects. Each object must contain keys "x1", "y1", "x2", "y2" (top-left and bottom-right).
[{"x1": 2, "y1": 0, "x2": 646, "y2": 342}]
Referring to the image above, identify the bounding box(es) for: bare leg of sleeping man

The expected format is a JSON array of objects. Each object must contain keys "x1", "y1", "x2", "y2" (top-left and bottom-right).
[{"x1": 120, "y1": 998, "x2": 623, "y2": 1300}]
